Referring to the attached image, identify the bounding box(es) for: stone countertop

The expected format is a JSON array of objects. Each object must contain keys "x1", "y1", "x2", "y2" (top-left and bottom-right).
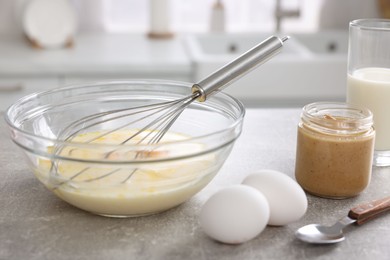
[
  {"x1": 1, "y1": 108, "x2": 390, "y2": 260},
  {"x1": 0, "y1": 33, "x2": 191, "y2": 76}
]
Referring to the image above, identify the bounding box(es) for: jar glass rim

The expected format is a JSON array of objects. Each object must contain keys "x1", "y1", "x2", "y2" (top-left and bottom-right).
[{"x1": 301, "y1": 102, "x2": 373, "y2": 135}]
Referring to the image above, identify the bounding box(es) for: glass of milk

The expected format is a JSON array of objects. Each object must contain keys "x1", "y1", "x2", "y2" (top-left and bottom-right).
[{"x1": 347, "y1": 19, "x2": 390, "y2": 166}]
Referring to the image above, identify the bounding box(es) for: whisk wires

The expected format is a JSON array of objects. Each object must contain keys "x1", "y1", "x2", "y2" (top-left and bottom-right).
[{"x1": 50, "y1": 91, "x2": 201, "y2": 188}]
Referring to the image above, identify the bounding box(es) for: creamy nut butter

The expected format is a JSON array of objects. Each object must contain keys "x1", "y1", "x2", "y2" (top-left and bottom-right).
[{"x1": 295, "y1": 102, "x2": 375, "y2": 199}]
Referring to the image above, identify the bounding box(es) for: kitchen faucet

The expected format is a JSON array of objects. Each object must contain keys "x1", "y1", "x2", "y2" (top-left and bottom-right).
[{"x1": 274, "y1": 0, "x2": 300, "y2": 32}]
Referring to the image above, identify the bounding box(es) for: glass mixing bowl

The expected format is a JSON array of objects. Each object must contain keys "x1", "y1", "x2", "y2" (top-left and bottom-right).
[{"x1": 5, "y1": 80, "x2": 245, "y2": 217}]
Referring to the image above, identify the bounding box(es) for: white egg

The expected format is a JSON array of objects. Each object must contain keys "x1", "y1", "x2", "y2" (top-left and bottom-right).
[
  {"x1": 242, "y1": 169, "x2": 307, "y2": 226},
  {"x1": 199, "y1": 185, "x2": 270, "y2": 244}
]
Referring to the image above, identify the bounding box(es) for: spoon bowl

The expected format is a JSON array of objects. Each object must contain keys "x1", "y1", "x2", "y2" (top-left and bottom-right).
[{"x1": 295, "y1": 217, "x2": 354, "y2": 244}]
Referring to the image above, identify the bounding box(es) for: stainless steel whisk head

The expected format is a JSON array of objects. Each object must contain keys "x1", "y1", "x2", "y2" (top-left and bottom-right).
[{"x1": 59, "y1": 91, "x2": 201, "y2": 146}]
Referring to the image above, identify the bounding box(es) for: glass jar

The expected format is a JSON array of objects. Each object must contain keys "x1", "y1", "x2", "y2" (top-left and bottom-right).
[{"x1": 295, "y1": 102, "x2": 375, "y2": 199}]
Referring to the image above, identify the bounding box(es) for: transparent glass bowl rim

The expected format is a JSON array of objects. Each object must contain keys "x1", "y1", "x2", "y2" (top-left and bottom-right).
[{"x1": 5, "y1": 79, "x2": 246, "y2": 156}]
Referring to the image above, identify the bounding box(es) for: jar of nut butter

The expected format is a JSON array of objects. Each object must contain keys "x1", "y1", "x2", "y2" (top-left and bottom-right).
[{"x1": 295, "y1": 102, "x2": 375, "y2": 199}]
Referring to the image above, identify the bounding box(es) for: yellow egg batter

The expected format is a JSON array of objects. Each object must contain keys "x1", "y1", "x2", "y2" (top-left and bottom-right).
[{"x1": 35, "y1": 130, "x2": 217, "y2": 217}]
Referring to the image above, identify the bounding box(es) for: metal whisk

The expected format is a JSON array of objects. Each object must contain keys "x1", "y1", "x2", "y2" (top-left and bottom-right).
[
  {"x1": 61, "y1": 35, "x2": 289, "y2": 144},
  {"x1": 50, "y1": 35, "x2": 289, "y2": 186}
]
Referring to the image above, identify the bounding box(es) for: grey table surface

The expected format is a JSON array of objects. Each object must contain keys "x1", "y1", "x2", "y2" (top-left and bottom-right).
[{"x1": 1, "y1": 108, "x2": 390, "y2": 260}]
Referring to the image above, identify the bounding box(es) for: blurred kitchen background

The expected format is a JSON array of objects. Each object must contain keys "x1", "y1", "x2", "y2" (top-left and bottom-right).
[{"x1": 0, "y1": 0, "x2": 388, "y2": 109}]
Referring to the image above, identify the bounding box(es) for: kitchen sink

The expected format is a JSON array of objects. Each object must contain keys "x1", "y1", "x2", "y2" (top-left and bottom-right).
[
  {"x1": 292, "y1": 31, "x2": 348, "y2": 55},
  {"x1": 185, "y1": 33, "x2": 311, "y2": 61},
  {"x1": 185, "y1": 32, "x2": 348, "y2": 107}
]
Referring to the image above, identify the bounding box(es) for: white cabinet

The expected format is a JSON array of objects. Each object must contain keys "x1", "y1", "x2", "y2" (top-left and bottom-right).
[{"x1": 0, "y1": 76, "x2": 60, "y2": 111}]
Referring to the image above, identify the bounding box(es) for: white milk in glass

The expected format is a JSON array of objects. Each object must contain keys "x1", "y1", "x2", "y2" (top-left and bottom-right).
[{"x1": 347, "y1": 67, "x2": 390, "y2": 150}]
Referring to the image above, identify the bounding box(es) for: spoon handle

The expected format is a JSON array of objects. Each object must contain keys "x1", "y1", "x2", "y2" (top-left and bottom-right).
[{"x1": 348, "y1": 196, "x2": 390, "y2": 225}]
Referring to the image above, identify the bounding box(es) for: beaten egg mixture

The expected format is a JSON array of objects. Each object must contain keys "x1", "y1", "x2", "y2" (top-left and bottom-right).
[{"x1": 35, "y1": 130, "x2": 216, "y2": 217}]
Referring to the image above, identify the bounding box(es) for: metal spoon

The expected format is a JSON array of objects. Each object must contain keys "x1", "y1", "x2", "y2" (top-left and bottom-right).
[{"x1": 295, "y1": 196, "x2": 390, "y2": 244}]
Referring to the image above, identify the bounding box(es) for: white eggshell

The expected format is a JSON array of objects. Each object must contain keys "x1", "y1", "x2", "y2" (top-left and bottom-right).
[
  {"x1": 242, "y1": 169, "x2": 307, "y2": 226},
  {"x1": 200, "y1": 185, "x2": 270, "y2": 244}
]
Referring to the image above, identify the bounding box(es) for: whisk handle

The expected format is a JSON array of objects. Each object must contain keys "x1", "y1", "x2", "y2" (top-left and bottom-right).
[{"x1": 192, "y1": 35, "x2": 289, "y2": 102}]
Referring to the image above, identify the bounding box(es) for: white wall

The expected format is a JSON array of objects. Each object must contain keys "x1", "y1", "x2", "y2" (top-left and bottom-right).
[
  {"x1": 0, "y1": 0, "x2": 23, "y2": 35},
  {"x1": 0, "y1": 0, "x2": 382, "y2": 35},
  {"x1": 318, "y1": 0, "x2": 380, "y2": 30}
]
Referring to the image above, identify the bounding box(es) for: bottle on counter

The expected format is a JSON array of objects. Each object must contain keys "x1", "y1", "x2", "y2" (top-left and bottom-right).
[
  {"x1": 295, "y1": 102, "x2": 375, "y2": 199},
  {"x1": 210, "y1": 0, "x2": 225, "y2": 32},
  {"x1": 148, "y1": 0, "x2": 174, "y2": 39}
]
